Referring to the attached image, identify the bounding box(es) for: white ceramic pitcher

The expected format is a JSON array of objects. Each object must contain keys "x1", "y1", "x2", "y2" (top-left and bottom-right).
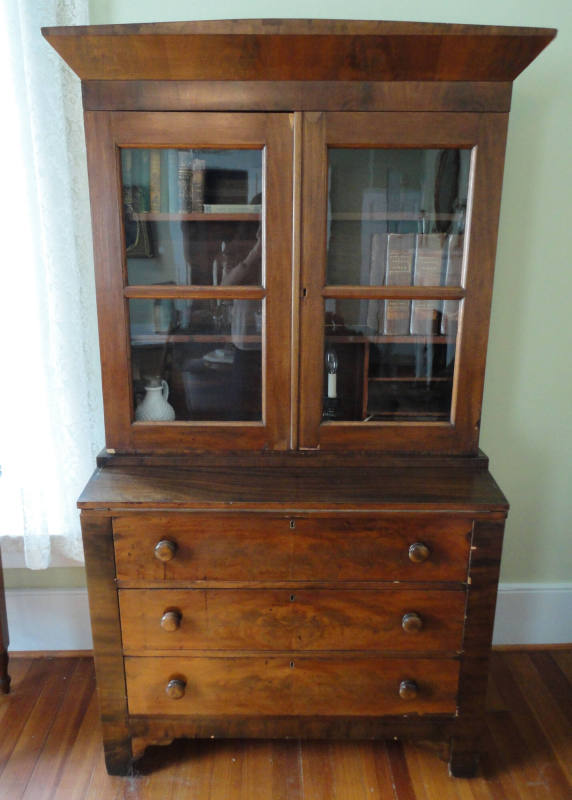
[{"x1": 135, "y1": 379, "x2": 175, "y2": 422}]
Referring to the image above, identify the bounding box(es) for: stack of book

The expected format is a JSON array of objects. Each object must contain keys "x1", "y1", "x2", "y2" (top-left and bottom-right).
[
  {"x1": 373, "y1": 228, "x2": 464, "y2": 336},
  {"x1": 121, "y1": 148, "x2": 207, "y2": 214},
  {"x1": 177, "y1": 153, "x2": 206, "y2": 213}
]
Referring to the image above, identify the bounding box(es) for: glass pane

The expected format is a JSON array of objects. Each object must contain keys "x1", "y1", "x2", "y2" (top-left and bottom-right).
[
  {"x1": 129, "y1": 298, "x2": 262, "y2": 422},
  {"x1": 121, "y1": 148, "x2": 263, "y2": 286},
  {"x1": 323, "y1": 299, "x2": 458, "y2": 422},
  {"x1": 326, "y1": 148, "x2": 470, "y2": 288}
]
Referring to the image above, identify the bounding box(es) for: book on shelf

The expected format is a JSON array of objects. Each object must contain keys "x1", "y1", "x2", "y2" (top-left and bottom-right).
[
  {"x1": 441, "y1": 232, "x2": 464, "y2": 336},
  {"x1": 366, "y1": 232, "x2": 387, "y2": 332},
  {"x1": 191, "y1": 158, "x2": 206, "y2": 212},
  {"x1": 149, "y1": 150, "x2": 161, "y2": 213},
  {"x1": 383, "y1": 233, "x2": 414, "y2": 335},
  {"x1": 410, "y1": 232, "x2": 446, "y2": 335},
  {"x1": 167, "y1": 150, "x2": 179, "y2": 213},
  {"x1": 159, "y1": 151, "x2": 170, "y2": 213},
  {"x1": 177, "y1": 150, "x2": 193, "y2": 212}
]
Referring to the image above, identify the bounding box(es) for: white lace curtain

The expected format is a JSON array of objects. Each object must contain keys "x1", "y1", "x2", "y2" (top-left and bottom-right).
[{"x1": 0, "y1": 0, "x2": 104, "y2": 568}]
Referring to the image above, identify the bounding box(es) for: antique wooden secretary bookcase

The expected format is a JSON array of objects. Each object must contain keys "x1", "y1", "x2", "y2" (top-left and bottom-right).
[{"x1": 43, "y1": 20, "x2": 555, "y2": 777}]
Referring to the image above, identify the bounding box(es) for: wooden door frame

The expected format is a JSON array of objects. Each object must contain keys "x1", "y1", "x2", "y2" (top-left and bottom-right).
[
  {"x1": 84, "y1": 111, "x2": 293, "y2": 452},
  {"x1": 298, "y1": 111, "x2": 508, "y2": 453}
]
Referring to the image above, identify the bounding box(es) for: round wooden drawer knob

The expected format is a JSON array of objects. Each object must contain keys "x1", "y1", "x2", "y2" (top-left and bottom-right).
[
  {"x1": 398, "y1": 680, "x2": 418, "y2": 701},
  {"x1": 165, "y1": 678, "x2": 186, "y2": 700},
  {"x1": 408, "y1": 542, "x2": 431, "y2": 563},
  {"x1": 154, "y1": 539, "x2": 177, "y2": 562},
  {"x1": 160, "y1": 610, "x2": 182, "y2": 632},
  {"x1": 401, "y1": 612, "x2": 423, "y2": 633}
]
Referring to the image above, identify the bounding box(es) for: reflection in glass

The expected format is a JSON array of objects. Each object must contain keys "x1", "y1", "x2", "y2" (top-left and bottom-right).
[
  {"x1": 326, "y1": 148, "x2": 470, "y2": 288},
  {"x1": 322, "y1": 299, "x2": 458, "y2": 423},
  {"x1": 120, "y1": 148, "x2": 263, "y2": 287},
  {"x1": 129, "y1": 298, "x2": 262, "y2": 422}
]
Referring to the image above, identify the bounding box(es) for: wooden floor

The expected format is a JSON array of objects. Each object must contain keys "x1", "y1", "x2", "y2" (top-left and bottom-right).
[{"x1": 0, "y1": 650, "x2": 570, "y2": 799}]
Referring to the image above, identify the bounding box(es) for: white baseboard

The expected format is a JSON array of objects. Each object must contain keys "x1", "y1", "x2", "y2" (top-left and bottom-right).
[
  {"x1": 4, "y1": 583, "x2": 572, "y2": 652},
  {"x1": 6, "y1": 588, "x2": 93, "y2": 652},
  {"x1": 492, "y1": 582, "x2": 572, "y2": 646}
]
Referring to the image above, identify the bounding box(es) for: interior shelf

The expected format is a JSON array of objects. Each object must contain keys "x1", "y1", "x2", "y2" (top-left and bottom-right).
[
  {"x1": 368, "y1": 376, "x2": 452, "y2": 382},
  {"x1": 330, "y1": 211, "x2": 459, "y2": 222},
  {"x1": 133, "y1": 212, "x2": 261, "y2": 222},
  {"x1": 131, "y1": 333, "x2": 260, "y2": 345},
  {"x1": 325, "y1": 334, "x2": 455, "y2": 344}
]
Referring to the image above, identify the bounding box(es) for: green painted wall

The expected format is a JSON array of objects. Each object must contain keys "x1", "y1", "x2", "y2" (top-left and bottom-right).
[
  {"x1": 5, "y1": 567, "x2": 87, "y2": 589},
  {"x1": 10, "y1": 0, "x2": 567, "y2": 590}
]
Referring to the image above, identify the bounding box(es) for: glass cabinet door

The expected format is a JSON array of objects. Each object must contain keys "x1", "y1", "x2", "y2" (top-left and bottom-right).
[
  {"x1": 87, "y1": 112, "x2": 293, "y2": 451},
  {"x1": 324, "y1": 147, "x2": 469, "y2": 423},
  {"x1": 123, "y1": 147, "x2": 264, "y2": 423},
  {"x1": 299, "y1": 112, "x2": 507, "y2": 452}
]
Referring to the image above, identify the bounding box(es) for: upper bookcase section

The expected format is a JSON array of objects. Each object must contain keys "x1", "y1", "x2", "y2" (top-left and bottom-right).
[{"x1": 42, "y1": 19, "x2": 556, "y2": 83}]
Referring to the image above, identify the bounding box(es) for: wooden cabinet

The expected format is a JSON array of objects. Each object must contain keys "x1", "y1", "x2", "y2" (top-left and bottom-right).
[{"x1": 44, "y1": 19, "x2": 555, "y2": 777}]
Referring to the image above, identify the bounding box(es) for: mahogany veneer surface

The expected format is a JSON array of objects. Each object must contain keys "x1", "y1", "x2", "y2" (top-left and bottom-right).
[
  {"x1": 113, "y1": 512, "x2": 474, "y2": 583},
  {"x1": 119, "y1": 587, "x2": 466, "y2": 652},
  {"x1": 79, "y1": 464, "x2": 508, "y2": 510},
  {"x1": 125, "y1": 655, "x2": 461, "y2": 716},
  {"x1": 42, "y1": 19, "x2": 556, "y2": 83}
]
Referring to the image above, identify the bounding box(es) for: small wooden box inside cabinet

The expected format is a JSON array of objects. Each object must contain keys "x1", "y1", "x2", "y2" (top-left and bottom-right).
[{"x1": 44, "y1": 19, "x2": 555, "y2": 777}]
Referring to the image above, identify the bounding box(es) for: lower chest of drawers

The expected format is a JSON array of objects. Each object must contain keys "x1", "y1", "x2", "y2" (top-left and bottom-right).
[{"x1": 113, "y1": 512, "x2": 472, "y2": 720}]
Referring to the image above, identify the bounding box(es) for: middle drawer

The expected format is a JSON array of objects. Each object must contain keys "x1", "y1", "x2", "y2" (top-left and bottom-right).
[{"x1": 119, "y1": 588, "x2": 466, "y2": 653}]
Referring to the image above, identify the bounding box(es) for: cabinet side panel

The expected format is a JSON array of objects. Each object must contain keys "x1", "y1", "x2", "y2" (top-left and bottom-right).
[
  {"x1": 452, "y1": 114, "x2": 509, "y2": 450},
  {"x1": 81, "y1": 512, "x2": 132, "y2": 774},
  {"x1": 458, "y1": 519, "x2": 505, "y2": 710},
  {"x1": 84, "y1": 111, "x2": 132, "y2": 450},
  {"x1": 451, "y1": 518, "x2": 505, "y2": 769}
]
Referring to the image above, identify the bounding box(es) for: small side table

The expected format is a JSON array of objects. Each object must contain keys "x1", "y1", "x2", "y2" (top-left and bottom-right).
[{"x1": 0, "y1": 546, "x2": 10, "y2": 693}]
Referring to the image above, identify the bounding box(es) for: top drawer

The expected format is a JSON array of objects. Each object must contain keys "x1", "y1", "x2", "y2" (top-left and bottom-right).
[{"x1": 113, "y1": 514, "x2": 472, "y2": 583}]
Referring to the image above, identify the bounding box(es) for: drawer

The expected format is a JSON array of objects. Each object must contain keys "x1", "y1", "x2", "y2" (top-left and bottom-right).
[
  {"x1": 125, "y1": 655, "x2": 460, "y2": 716},
  {"x1": 113, "y1": 514, "x2": 472, "y2": 583},
  {"x1": 119, "y1": 588, "x2": 466, "y2": 652}
]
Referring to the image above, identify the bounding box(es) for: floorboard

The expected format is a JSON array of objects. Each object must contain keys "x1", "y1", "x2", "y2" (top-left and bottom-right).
[{"x1": 0, "y1": 650, "x2": 570, "y2": 799}]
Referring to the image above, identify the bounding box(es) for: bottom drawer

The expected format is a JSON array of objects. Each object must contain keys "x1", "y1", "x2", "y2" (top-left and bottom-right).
[{"x1": 125, "y1": 656, "x2": 460, "y2": 717}]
